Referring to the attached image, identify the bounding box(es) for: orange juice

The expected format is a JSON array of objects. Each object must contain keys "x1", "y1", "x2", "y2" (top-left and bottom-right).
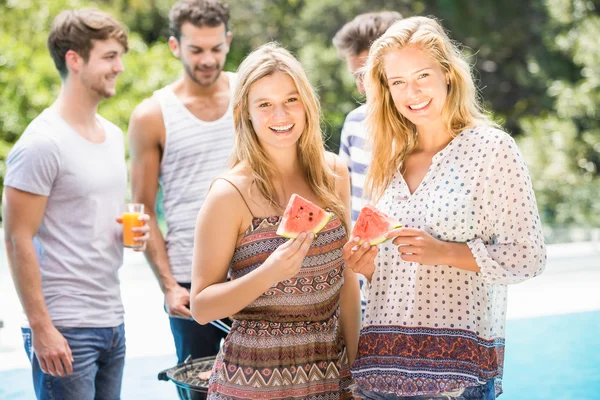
[{"x1": 122, "y1": 212, "x2": 144, "y2": 248}]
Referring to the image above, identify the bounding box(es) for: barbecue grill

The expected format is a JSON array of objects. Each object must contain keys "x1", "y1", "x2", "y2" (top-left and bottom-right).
[
  {"x1": 158, "y1": 354, "x2": 215, "y2": 399},
  {"x1": 157, "y1": 319, "x2": 230, "y2": 399}
]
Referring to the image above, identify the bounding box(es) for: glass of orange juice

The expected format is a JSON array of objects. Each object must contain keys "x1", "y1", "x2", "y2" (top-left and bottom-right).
[{"x1": 123, "y1": 203, "x2": 145, "y2": 248}]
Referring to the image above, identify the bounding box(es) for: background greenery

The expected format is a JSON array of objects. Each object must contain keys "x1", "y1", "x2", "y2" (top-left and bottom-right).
[{"x1": 0, "y1": 0, "x2": 598, "y2": 239}]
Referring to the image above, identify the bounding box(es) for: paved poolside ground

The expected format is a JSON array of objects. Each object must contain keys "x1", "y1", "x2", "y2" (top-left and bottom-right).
[{"x1": 1, "y1": 241, "x2": 599, "y2": 399}]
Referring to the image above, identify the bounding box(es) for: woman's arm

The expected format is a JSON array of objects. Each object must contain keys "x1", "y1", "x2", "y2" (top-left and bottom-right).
[
  {"x1": 190, "y1": 179, "x2": 270, "y2": 324},
  {"x1": 465, "y1": 134, "x2": 547, "y2": 285},
  {"x1": 388, "y1": 227, "x2": 480, "y2": 272},
  {"x1": 190, "y1": 179, "x2": 315, "y2": 324},
  {"x1": 328, "y1": 152, "x2": 361, "y2": 365},
  {"x1": 389, "y1": 134, "x2": 546, "y2": 285},
  {"x1": 339, "y1": 267, "x2": 361, "y2": 365}
]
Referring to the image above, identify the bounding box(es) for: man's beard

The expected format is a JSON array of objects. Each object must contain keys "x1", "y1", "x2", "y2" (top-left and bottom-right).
[
  {"x1": 82, "y1": 74, "x2": 116, "y2": 99},
  {"x1": 91, "y1": 84, "x2": 116, "y2": 99},
  {"x1": 183, "y1": 62, "x2": 222, "y2": 87}
]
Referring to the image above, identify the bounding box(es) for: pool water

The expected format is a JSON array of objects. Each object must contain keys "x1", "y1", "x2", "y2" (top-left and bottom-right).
[{"x1": 1, "y1": 310, "x2": 598, "y2": 399}]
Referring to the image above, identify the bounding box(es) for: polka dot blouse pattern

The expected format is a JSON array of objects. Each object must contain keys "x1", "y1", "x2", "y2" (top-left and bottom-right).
[{"x1": 351, "y1": 125, "x2": 546, "y2": 397}]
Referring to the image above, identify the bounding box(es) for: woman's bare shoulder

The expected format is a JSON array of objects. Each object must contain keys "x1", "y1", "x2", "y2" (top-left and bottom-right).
[{"x1": 212, "y1": 165, "x2": 254, "y2": 194}]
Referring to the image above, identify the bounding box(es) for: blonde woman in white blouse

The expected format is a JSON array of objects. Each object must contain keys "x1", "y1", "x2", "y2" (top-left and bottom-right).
[{"x1": 343, "y1": 16, "x2": 546, "y2": 400}]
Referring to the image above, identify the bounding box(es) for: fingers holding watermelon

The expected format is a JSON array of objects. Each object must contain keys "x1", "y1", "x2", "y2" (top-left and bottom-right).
[
  {"x1": 387, "y1": 227, "x2": 449, "y2": 264},
  {"x1": 351, "y1": 205, "x2": 402, "y2": 246},
  {"x1": 264, "y1": 232, "x2": 315, "y2": 283},
  {"x1": 342, "y1": 237, "x2": 378, "y2": 282},
  {"x1": 340, "y1": 205, "x2": 402, "y2": 282}
]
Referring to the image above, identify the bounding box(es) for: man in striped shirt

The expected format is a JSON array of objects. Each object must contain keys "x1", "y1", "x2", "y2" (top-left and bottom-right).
[
  {"x1": 333, "y1": 11, "x2": 403, "y2": 224},
  {"x1": 333, "y1": 11, "x2": 402, "y2": 309}
]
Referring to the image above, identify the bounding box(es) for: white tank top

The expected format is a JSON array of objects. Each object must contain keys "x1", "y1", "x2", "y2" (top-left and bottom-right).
[{"x1": 154, "y1": 72, "x2": 236, "y2": 282}]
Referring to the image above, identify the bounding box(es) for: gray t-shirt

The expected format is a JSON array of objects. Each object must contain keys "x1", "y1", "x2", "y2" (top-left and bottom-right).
[{"x1": 5, "y1": 108, "x2": 127, "y2": 328}]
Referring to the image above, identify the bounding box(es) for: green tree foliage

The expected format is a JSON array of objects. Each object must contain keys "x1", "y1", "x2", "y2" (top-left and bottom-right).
[
  {"x1": 517, "y1": 0, "x2": 600, "y2": 229},
  {"x1": 0, "y1": 0, "x2": 182, "y2": 190},
  {"x1": 0, "y1": 0, "x2": 598, "y2": 234}
]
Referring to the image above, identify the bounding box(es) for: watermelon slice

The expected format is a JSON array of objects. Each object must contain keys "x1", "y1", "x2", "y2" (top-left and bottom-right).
[
  {"x1": 351, "y1": 204, "x2": 402, "y2": 246},
  {"x1": 276, "y1": 194, "x2": 331, "y2": 239}
]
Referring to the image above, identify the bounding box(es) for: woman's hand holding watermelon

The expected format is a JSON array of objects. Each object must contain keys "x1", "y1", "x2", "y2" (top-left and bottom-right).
[
  {"x1": 263, "y1": 232, "x2": 315, "y2": 283},
  {"x1": 342, "y1": 237, "x2": 379, "y2": 282}
]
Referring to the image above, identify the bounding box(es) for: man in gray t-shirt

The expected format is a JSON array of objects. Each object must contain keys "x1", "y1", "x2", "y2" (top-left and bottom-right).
[{"x1": 2, "y1": 9, "x2": 149, "y2": 400}]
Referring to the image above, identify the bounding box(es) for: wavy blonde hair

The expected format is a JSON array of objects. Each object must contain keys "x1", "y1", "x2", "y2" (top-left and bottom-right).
[
  {"x1": 231, "y1": 43, "x2": 346, "y2": 229},
  {"x1": 364, "y1": 16, "x2": 494, "y2": 201}
]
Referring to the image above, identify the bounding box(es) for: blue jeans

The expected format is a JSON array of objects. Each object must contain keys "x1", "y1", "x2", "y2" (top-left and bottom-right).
[
  {"x1": 357, "y1": 379, "x2": 495, "y2": 400},
  {"x1": 22, "y1": 324, "x2": 126, "y2": 400},
  {"x1": 169, "y1": 282, "x2": 228, "y2": 400}
]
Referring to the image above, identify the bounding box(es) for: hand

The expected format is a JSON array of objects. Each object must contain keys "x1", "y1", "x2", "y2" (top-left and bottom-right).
[
  {"x1": 342, "y1": 237, "x2": 378, "y2": 282},
  {"x1": 131, "y1": 214, "x2": 150, "y2": 252},
  {"x1": 165, "y1": 284, "x2": 192, "y2": 319},
  {"x1": 386, "y1": 227, "x2": 449, "y2": 265},
  {"x1": 115, "y1": 214, "x2": 151, "y2": 252},
  {"x1": 263, "y1": 232, "x2": 315, "y2": 283},
  {"x1": 31, "y1": 324, "x2": 73, "y2": 377}
]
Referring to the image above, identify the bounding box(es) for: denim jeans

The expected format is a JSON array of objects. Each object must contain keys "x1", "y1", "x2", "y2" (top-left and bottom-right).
[
  {"x1": 22, "y1": 324, "x2": 126, "y2": 400},
  {"x1": 356, "y1": 379, "x2": 495, "y2": 400},
  {"x1": 169, "y1": 282, "x2": 228, "y2": 400}
]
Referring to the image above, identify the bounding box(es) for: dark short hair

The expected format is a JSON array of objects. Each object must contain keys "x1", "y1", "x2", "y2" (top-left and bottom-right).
[
  {"x1": 47, "y1": 9, "x2": 128, "y2": 79},
  {"x1": 333, "y1": 11, "x2": 403, "y2": 57},
  {"x1": 169, "y1": 0, "x2": 230, "y2": 41}
]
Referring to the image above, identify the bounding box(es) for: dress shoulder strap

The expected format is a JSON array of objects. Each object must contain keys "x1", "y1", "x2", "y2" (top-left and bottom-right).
[{"x1": 211, "y1": 177, "x2": 256, "y2": 218}]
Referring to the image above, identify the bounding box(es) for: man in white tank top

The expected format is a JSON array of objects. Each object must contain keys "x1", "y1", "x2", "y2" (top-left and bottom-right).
[{"x1": 128, "y1": 2, "x2": 234, "y2": 397}]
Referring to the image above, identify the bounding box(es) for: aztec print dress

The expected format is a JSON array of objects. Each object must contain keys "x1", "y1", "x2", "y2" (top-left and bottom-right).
[{"x1": 207, "y1": 212, "x2": 352, "y2": 399}]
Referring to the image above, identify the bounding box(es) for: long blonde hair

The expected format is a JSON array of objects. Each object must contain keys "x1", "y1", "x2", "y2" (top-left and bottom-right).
[
  {"x1": 231, "y1": 43, "x2": 346, "y2": 228},
  {"x1": 364, "y1": 16, "x2": 494, "y2": 201}
]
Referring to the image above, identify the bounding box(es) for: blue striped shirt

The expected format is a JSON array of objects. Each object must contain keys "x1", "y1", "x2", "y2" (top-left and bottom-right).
[
  {"x1": 338, "y1": 104, "x2": 369, "y2": 224},
  {"x1": 338, "y1": 104, "x2": 370, "y2": 309}
]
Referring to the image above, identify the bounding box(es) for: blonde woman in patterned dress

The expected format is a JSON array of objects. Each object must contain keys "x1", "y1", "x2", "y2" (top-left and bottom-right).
[
  {"x1": 190, "y1": 43, "x2": 361, "y2": 399},
  {"x1": 343, "y1": 17, "x2": 546, "y2": 399}
]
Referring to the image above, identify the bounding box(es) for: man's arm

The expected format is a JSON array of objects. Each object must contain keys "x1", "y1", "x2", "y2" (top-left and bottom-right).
[
  {"x1": 128, "y1": 99, "x2": 191, "y2": 318},
  {"x1": 3, "y1": 187, "x2": 73, "y2": 376}
]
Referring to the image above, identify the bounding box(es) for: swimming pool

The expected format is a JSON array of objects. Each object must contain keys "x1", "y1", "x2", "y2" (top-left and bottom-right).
[
  {"x1": 1, "y1": 310, "x2": 598, "y2": 399},
  {"x1": 1, "y1": 243, "x2": 598, "y2": 399},
  {"x1": 502, "y1": 310, "x2": 600, "y2": 400}
]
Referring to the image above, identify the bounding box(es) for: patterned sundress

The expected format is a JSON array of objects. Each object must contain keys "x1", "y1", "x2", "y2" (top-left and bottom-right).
[{"x1": 207, "y1": 213, "x2": 352, "y2": 399}]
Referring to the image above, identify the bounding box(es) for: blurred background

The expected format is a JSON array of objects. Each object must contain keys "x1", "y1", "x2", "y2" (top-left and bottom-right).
[
  {"x1": 1, "y1": 0, "x2": 600, "y2": 235},
  {"x1": 0, "y1": 0, "x2": 599, "y2": 399}
]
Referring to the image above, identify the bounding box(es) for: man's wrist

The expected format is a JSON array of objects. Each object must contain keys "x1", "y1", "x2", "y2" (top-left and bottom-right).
[
  {"x1": 162, "y1": 278, "x2": 180, "y2": 293},
  {"x1": 29, "y1": 316, "x2": 53, "y2": 332}
]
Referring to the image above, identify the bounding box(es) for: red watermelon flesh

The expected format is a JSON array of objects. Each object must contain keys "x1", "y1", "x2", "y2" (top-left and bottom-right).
[
  {"x1": 276, "y1": 194, "x2": 331, "y2": 239},
  {"x1": 351, "y1": 204, "x2": 402, "y2": 246}
]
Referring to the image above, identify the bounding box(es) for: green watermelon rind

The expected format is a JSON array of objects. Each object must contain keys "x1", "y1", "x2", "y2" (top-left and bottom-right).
[
  {"x1": 351, "y1": 203, "x2": 402, "y2": 246},
  {"x1": 277, "y1": 212, "x2": 332, "y2": 239},
  {"x1": 354, "y1": 220, "x2": 402, "y2": 246}
]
